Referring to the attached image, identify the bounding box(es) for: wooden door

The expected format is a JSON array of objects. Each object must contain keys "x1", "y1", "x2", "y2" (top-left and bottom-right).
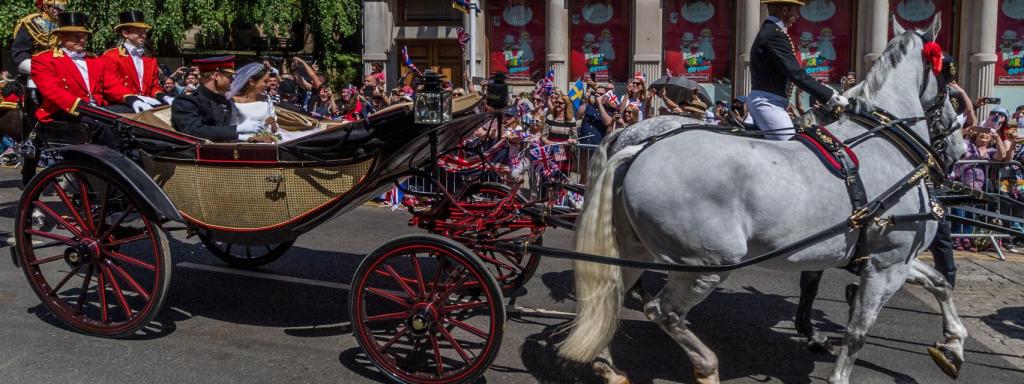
[{"x1": 399, "y1": 39, "x2": 464, "y2": 88}]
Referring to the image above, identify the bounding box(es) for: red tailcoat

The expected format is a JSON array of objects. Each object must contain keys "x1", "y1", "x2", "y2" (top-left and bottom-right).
[
  {"x1": 31, "y1": 48, "x2": 136, "y2": 122},
  {"x1": 100, "y1": 46, "x2": 162, "y2": 98}
]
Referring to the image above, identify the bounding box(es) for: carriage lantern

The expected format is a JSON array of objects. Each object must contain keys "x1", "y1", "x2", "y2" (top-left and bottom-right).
[
  {"x1": 414, "y1": 70, "x2": 452, "y2": 124},
  {"x1": 486, "y1": 72, "x2": 509, "y2": 110}
]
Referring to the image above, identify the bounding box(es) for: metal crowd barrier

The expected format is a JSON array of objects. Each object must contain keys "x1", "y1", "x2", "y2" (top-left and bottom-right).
[
  {"x1": 947, "y1": 159, "x2": 1024, "y2": 260},
  {"x1": 402, "y1": 143, "x2": 600, "y2": 202}
]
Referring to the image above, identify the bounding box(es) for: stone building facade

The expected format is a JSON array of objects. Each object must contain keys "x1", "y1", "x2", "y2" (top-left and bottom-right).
[{"x1": 364, "y1": 0, "x2": 1019, "y2": 109}]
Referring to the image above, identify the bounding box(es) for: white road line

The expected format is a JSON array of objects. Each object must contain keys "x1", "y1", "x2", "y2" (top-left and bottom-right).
[{"x1": 176, "y1": 262, "x2": 352, "y2": 290}]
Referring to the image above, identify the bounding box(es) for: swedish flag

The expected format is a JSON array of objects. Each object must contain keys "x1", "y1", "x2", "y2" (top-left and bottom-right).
[
  {"x1": 452, "y1": 0, "x2": 476, "y2": 13},
  {"x1": 568, "y1": 78, "x2": 585, "y2": 110}
]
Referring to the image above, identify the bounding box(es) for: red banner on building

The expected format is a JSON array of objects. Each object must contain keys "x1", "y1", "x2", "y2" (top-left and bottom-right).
[
  {"x1": 662, "y1": 0, "x2": 733, "y2": 83},
  {"x1": 487, "y1": 0, "x2": 547, "y2": 82},
  {"x1": 787, "y1": 0, "x2": 854, "y2": 84},
  {"x1": 997, "y1": 0, "x2": 1024, "y2": 85},
  {"x1": 889, "y1": 0, "x2": 955, "y2": 50},
  {"x1": 569, "y1": 0, "x2": 631, "y2": 83}
]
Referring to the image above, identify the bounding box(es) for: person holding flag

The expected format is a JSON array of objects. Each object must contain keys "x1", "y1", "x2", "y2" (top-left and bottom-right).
[{"x1": 574, "y1": 79, "x2": 613, "y2": 145}]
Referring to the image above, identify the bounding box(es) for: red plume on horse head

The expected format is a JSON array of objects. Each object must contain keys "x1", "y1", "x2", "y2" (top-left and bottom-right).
[{"x1": 922, "y1": 41, "x2": 943, "y2": 76}]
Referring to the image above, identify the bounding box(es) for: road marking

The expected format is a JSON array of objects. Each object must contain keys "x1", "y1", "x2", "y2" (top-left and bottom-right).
[
  {"x1": 176, "y1": 262, "x2": 352, "y2": 290},
  {"x1": 507, "y1": 304, "x2": 577, "y2": 319}
]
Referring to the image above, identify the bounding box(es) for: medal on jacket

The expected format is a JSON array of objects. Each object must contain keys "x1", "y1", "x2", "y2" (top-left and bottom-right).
[{"x1": 786, "y1": 31, "x2": 799, "y2": 99}]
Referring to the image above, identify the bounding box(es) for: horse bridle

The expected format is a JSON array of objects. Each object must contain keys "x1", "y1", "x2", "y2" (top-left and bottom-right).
[{"x1": 915, "y1": 32, "x2": 959, "y2": 160}]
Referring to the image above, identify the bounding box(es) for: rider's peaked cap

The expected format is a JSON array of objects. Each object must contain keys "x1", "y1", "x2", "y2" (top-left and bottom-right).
[
  {"x1": 761, "y1": 0, "x2": 805, "y2": 5},
  {"x1": 115, "y1": 11, "x2": 152, "y2": 33},
  {"x1": 53, "y1": 12, "x2": 91, "y2": 34}
]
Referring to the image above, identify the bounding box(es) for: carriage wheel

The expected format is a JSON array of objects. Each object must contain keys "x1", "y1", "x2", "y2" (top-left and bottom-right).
[
  {"x1": 15, "y1": 163, "x2": 172, "y2": 338},
  {"x1": 351, "y1": 234, "x2": 505, "y2": 384},
  {"x1": 198, "y1": 234, "x2": 295, "y2": 269},
  {"x1": 459, "y1": 182, "x2": 542, "y2": 293}
]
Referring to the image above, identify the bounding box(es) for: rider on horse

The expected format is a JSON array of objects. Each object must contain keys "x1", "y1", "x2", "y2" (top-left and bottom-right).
[{"x1": 747, "y1": 0, "x2": 848, "y2": 140}]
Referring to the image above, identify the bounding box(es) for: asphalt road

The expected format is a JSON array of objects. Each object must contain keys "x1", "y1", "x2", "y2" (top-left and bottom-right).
[{"x1": 0, "y1": 166, "x2": 1020, "y2": 384}]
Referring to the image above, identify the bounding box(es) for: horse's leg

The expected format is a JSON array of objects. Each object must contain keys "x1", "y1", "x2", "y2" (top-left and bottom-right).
[
  {"x1": 796, "y1": 270, "x2": 834, "y2": 354},
  {"x1": 905, "y1": 259, "x2": 967, "y2": 378},
  {"x1": 644, "y1": 272, "x2": 727, "y2": 384},
  {"x1": 590, "y1": 266, "x2": 644, "y2": 384},
  {"x1": 828, "y1": 263, "x2": 909, "y2": 384}
]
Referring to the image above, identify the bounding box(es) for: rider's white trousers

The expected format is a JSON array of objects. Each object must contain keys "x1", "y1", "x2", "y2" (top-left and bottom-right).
[{"x1": 746, "y1": 90, "x2": 794, "y2": 141}]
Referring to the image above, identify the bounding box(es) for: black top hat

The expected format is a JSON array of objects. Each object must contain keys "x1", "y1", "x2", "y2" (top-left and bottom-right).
[
  {"x1": 115, "y1": 10, "x2": 152, "y2": 32},
  {"x1": 54, "y1": 12, "x2": 91, "y2": 34}
]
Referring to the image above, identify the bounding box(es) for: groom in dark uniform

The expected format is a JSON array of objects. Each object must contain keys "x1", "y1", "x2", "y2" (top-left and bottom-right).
[
  {"x1": 746, "y1": 0, "x2": 847, "y2": 140},
  {"x1": 171, "y1": 56, "x2": 262, "y2": 141}
]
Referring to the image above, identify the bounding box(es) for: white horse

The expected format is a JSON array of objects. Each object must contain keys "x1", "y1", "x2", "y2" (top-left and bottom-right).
[{"x1": 560, "y1": 17, "x2": 968, "y2": 384}]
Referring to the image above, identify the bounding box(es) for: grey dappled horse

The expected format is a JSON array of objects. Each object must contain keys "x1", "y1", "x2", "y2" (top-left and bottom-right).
[{"x1": 559, "y1": 17, "x2": 967, "y2": 384}]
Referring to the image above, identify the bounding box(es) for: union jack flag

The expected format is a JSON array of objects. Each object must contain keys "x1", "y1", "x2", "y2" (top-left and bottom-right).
[
  {"x1": 401, "y1": 46, "x2": 422, "y2": 76},
  {"x1": 456, "y1": 27, "x2": 470, "y2": 48},
  {"x1": 543, "y1": 68, "x2": 555, "y2": 95},
  {"x1": 517, "y1": 101, "x2": 532, "y2": 116},
  {"x1": 528, "y1": 142, "x2": 567, "y2": 178}
]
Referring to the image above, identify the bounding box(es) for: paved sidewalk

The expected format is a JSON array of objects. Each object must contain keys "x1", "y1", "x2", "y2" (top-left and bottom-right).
[{"x1": 911, "y1": 252, "x2": 1024, "y2": 371}]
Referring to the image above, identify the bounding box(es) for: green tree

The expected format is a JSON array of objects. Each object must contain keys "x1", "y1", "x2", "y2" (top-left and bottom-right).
[{"x1": 2, "y1": 0, "x2": 360, "y2": 82}]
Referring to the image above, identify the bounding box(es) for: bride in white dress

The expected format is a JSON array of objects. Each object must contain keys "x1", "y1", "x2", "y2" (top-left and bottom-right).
[
  {"x1": 226, "y1": 63, "x2": 278, "y2": 142},
  {"x1": 228, "y1": 63, "x2": 323, "y2": 143}
]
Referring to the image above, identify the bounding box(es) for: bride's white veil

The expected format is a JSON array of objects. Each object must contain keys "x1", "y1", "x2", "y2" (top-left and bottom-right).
[{"x1": 226, "y1": 63, "x2": 266, "y2": 99}]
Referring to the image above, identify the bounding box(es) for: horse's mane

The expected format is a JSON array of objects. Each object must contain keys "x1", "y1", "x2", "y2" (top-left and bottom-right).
[{"x1": 847, "y1": 32, "x2": 919, "y2": 101}]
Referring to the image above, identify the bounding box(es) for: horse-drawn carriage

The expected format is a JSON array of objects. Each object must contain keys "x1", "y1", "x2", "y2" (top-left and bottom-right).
[
  {"x1": 11, "y1": 78, "x2": 587, "y2": 383},
  {"x1": 11, "y1": 20, "x2": 990, "y2": 384}
]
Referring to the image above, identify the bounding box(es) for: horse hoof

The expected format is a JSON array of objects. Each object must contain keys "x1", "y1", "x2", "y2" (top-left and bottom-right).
[
  {"x1": 927, "y1": 344, "x2": 963, "y2": 379},
  {"x1": 806, "y1": 336, "x2": 836, "y2": 356},
  {"x1": 844, "y1": 283, "x2": 859, "y2": 306},
  {"x1": 695, "y1": 371, "x2": 720, "y2": 384}
]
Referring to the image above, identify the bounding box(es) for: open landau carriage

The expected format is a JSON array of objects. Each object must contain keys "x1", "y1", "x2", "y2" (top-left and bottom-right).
[{"x1": 12, "y1": 80, "x2": 579, "y2": 383}]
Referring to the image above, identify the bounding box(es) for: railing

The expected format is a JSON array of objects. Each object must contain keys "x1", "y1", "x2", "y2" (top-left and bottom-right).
[
  {"x1": 947, "y1": 159, "x2": 1024, "y2": 260},
  {"x1": 399, "y1": 143, "x2": 600, "y2": 204}
]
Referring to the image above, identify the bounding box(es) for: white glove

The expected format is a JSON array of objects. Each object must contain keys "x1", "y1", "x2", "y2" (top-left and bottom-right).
[
  {"x1": 827, "y1": 92, "x2": 849, "y2": 109},
  {"x1": 131, "y1": 100, "x2": 154, "y2": 113},
  {"x1": 17, "y1": 59, "x2": 31, "y2": 75},
  {"x1": 137, "y1": 95, "x2": 161, "y2": 106},
  {"x1": 162, "y1": 95, "x2": 175, "y2": 105},
  {"x1": 236, "y1": 120, "x2": 264, "y2": 134}
]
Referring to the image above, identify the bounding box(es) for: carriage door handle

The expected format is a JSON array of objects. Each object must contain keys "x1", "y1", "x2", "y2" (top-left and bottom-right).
[{"x1": 266, "y1": 175, "x2": 285, "y2": 183}]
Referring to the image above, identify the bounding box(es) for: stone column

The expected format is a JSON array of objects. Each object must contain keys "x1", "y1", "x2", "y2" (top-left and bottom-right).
[
  {"x1": 464, "y1": 8, "x2": 487, "y2": 81},
  {"x1": 733, "y1": 0, "x2": 761, "y2": 98},
  {"x1": 363, "y1": 0, "x2": 394, "y2": 87},
  {"x1": 633, "y1": 0, "x2": 662, "y2": 109},
  {"x1": 967, "y1": 0, "x2": 998, "y2": 113},
  {"x1": 546, "y1": 0, "x2": 569, "y2": 90},
  {"x1": 858, "y1": 0, "x2": 890, "y2": 76}
]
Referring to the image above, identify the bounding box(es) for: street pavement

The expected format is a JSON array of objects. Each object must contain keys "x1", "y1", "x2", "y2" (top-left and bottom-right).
[{"x1": 0, "y1": 166, "x2": 1021, "y2": 383}]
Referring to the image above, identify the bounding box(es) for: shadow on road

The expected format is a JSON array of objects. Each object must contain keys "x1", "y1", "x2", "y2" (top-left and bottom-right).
[
  {"x1": 983, "y1": 306, "x2": 1023, "y2": 342},
  {"x1": 519, "y1": 285, "x2": 852, "y2": 384}
]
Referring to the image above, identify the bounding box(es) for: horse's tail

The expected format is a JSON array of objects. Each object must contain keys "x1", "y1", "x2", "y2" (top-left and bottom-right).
[{"x1": 559, "y1": 144, "x2": 642, "y2": 363}]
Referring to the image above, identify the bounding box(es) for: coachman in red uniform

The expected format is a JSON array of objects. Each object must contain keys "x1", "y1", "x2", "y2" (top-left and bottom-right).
[
  {"x1": 100, "y1": 11, "x2": 169, "y2": 106},
  {"x1": 31, "y1": 12, "x2": 150, "y2": 124}
]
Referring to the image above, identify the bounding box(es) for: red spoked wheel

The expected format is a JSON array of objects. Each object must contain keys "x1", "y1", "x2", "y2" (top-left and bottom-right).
[
  {"x1": 351, "y1": 235, "x2": 505, "y2": 384},
  {"x1": 15, "y1": 163, "x2": 172, "y2": 338},
  {"x1": 457, "y1": 182, "x2": 543, "y2": 293}
]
